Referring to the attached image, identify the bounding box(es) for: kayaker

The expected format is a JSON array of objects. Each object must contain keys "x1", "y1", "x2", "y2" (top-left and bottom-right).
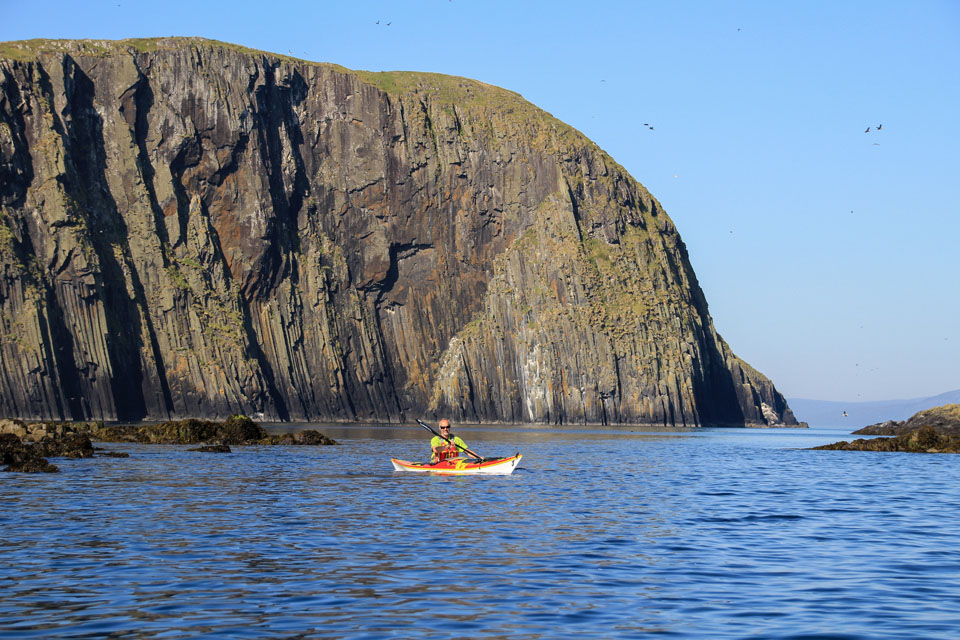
[{"x1": 431, "y1": 419, "x2": 481, "y2": 462}]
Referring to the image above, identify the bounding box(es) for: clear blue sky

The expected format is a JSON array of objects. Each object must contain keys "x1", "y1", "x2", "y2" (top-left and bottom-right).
[{"x1": 3, "y1": 0, "x2": 958, "y2": 402}]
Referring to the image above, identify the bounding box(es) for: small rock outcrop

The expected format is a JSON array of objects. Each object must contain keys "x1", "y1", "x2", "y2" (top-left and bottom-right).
[
  {"x1": 187, "y1": 444, "x2": 232, "y2": 453},
  {"x1": 86, "y1": 415, "x2": 337, "y2": 445},
  {"x1": 261, "y1": 429, "x2": 338, "y2": 446},
  {"x1": 852, "y1": 404, "x2": 960, "y2": 436},
  {"x1": 0, "y1": 415, "x2": 335, "y2": 471},
  {"x1": 813, "y1": 425, "x2": 960, "y2": 454},
  {"x1": 1, "y1": 432, "x2": 59, "y2": 472}
]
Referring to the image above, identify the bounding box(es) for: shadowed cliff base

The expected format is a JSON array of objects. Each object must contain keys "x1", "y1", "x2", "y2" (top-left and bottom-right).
[{"x1": 0, "y1": 37, "x2": 797, "y2": 427}]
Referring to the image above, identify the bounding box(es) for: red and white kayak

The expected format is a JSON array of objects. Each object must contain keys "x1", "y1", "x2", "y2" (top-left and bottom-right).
[{"x1": 391, "y1": 454, "x2": 522, "y2": 475}]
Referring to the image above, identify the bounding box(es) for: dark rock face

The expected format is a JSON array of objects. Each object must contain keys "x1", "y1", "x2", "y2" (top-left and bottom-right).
[
  {"x1": 853, "y1": 404, "x2": 960, "y2": 436},
  {"x1": 0, "y1": 38, "x2": 798, "y2": 427},
  {"x1": 813, "y1": 425, "x2": 960, "y2": 454}
]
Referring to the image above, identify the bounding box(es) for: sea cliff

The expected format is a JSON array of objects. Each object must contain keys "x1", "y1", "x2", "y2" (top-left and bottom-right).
[{"x1": 0, "y1": 38, "x2": 797, "y2": 426}]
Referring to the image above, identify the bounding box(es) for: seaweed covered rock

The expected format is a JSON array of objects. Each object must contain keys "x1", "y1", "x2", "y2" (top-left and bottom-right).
[
  {"x1": 187, "y1": 445, "x2": 232, "y2": 453},
  {"x1": 90, "y1": 416, "x2": 263, "y2": 444},
  {"x1": 853, "y1": 404, "x2": 960, "y2": 436},
  {"x1": 1, "y1": 433, "x2": 59, "y2": 472},
  {"x1": 813, "y1": 425, "x2": 960, "y2": 454},
  {"x1": 87, "y1": 417, "x2": 337, "y2": 446},
  {"x1": 33, "y1": 432, "x2": 95, "y2": 459},
  {"x1": 293, "y1": 430, "x2": 338, "y2": 446},
  {"x1": 263, "y1": 430, "x2": 338, "y2": 446}
]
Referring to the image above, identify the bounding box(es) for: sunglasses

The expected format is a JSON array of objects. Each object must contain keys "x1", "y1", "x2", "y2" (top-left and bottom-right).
[{"x1": 440, "y1": 426, "x2": 450, "y2": 430}]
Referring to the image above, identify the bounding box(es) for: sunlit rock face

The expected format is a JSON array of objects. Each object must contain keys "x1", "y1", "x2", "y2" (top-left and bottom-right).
[{"x1": 0, "y1": 38, "x2": 797, "y2": 426}]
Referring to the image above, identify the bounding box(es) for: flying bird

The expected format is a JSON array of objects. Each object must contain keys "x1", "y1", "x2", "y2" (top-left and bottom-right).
[
  {"x1": 864, "y1": 127, "x2": 871, "y2": 133},
  {"x1": 877, "y1": 124, "x2": 882, "y2": 130}
]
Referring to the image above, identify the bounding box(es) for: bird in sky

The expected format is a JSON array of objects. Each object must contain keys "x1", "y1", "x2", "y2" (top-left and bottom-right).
[
  {"x1": 865, "y1": 127, "x2": 871, "y2": 133},
  {"x1": 877, "y1": 124, "x2": 883, "y2": 130}
]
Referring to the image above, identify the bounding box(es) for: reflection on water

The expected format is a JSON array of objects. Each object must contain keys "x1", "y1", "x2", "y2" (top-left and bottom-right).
[{"x1": 3, "y1": 425, "x2": 960, "y2": 638}]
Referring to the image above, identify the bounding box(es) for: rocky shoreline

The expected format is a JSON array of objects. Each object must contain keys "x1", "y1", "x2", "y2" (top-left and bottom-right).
[
  {"x1": 1, "y1": 416, "x2": 337, "y2": 472},
  {"x1": 813, "y1": 404, "x2": 960, "y2": 454},
  {"x1": 850, "y1": 404, "x2": 960, "y2": 436}
]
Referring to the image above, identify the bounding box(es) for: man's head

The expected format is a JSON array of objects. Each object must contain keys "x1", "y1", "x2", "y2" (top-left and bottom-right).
[{"x1": 438, "y1": 418, "x2": 450, "y2": 432}]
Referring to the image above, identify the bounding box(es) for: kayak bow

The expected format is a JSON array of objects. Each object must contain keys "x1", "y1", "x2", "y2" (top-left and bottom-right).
[{"x1": 391, "y1": 453, "x2": 522, "y2": 475}]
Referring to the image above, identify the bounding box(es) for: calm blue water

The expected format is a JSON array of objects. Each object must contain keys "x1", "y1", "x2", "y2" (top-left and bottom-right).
[{"x1": 2, "y1": 424, "x2": 960, "y2": 639}]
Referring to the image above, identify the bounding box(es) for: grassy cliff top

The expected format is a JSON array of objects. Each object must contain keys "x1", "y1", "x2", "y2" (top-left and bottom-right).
[
  {"x1": 0, "y1": 37, "x2": 521, "y2": 105},
  {"x1": 0, "y1": 36, "x2": 306, "y2": 62},
  {"x1": 0, "y1": 37, "x2": 576, "y2": 137}
]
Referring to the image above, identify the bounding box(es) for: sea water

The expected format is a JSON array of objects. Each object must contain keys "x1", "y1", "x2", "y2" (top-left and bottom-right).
[{"x1": 2, "y1": 424, "x2": 959, "y2": 639}]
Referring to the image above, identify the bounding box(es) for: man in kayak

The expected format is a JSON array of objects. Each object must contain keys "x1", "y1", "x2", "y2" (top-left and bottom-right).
[{"x1": 431, "y1": 419, "x2": 481, "y2": 462}]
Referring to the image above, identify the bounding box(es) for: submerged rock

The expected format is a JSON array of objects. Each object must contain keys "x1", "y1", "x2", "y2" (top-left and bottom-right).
[
  {"x1": 187, "y1": 445, "x2": 232, "y2": 453},
  {"x1": 262, "y1": 430, "x2": 338, "y2": 446},
  {"x1": 813, "y1": 425, "x2": 960, "y2": 454}
]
